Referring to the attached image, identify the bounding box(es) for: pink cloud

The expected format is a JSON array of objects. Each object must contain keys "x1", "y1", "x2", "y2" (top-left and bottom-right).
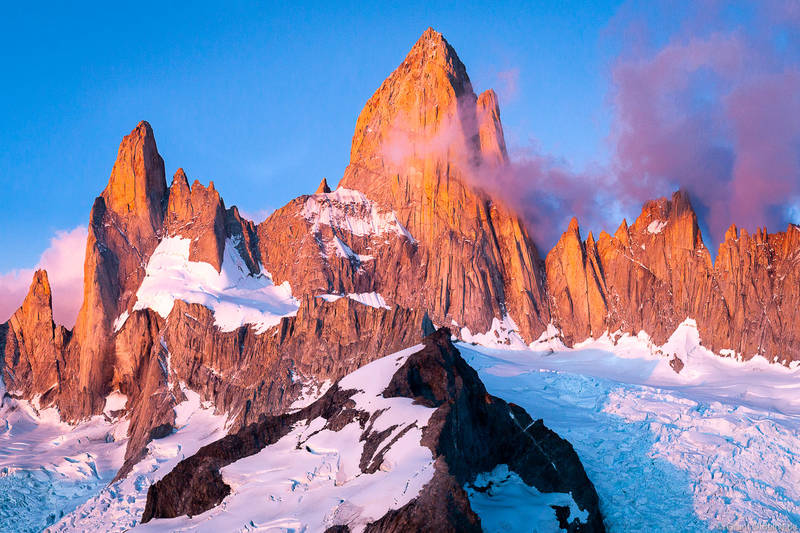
[
  {"x1": 604, "y1": 1, "x2": 800, "y2": 244},
  {"x1": 496, "y1": 68, "x2": 520, "y2": 102},
  {"x1": 0, "y1": 226, "x2": 87, "y2": 327}
]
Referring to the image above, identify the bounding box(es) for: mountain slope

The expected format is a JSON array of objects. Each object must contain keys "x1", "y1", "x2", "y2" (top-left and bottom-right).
[{"x1": 138, "y1": 329, "x2": 603, "y2": 532}]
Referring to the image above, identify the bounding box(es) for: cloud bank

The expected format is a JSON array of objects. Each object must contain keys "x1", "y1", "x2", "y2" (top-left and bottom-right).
[
  {"x1": 0, "y1": 226, "x2": 87, "y2": 327},
  {"x1": 480, "y1": 0, "x2": 800, "y2": 249}
]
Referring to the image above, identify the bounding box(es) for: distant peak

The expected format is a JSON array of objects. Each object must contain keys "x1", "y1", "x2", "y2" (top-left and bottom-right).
[
  {"x1": 414, "y1": 27, "x2": 448, "y2": 52},
  {"x1": 133, "y1": 120, "x2": 154, "y2": 137},
  {"x1": 19, "y1": 269, "x2": 53, "y2": 319},
  {"x1": 29, "y1": 269, "x2": 52, "y2": 299},
  {"x1": 478, "y1": 88, "x2": 499, "y2": 107},
  {"x1": 102, "y1": 121, "x2": 167, "y2": 224},
  {"x1": 567, "y1": 216, "x2": 580, "y2": 233},
  {"x1": 316, "y1": 177, "x2": 331, "y2": 194},
  {"x1": 172, "y1": 168, "x2": 190, "y2": 188},
  {"x1": 725, "y1": 223, "x2": 739, "y2": 241}
]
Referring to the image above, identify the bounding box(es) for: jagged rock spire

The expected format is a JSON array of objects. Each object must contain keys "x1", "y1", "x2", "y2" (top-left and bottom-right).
[
  {"x1": 336, "y1": 28, "x2": 550, "y2": 342},
  {"x1": 102, "y1": 120, "x2": 167, "y2": 231},
  {"x1": 70, "y1": 122, "x2": 170, "y2": 417},
  {"x1": 1, "y1": 269, "x2": 65, "y2": 402},
  {"x1": 316, "y1": 178, "x2": 331, "y2": 194}
]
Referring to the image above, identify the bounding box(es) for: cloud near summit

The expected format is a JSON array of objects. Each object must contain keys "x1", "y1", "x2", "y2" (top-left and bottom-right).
[{"x1": 467, "y1": 0, "x2": 800, "y2": 249}]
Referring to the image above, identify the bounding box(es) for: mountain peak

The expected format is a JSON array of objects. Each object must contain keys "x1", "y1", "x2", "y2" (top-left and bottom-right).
[
  {"x1": 102, "y1": 121, "x2": 166, "y2": 228},
  {"x1": 402, "y1": 27, "x2": 471, "y2": 95},
  {"x1": 23, "y1": 269, "x2": 53, "y2": 314},
  {"x1": 316, "y1": 177, "x2": 331, "y2": 194}
]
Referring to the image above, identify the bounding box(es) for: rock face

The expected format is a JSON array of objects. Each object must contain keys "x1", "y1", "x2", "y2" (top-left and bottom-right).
[
  {"x1": 140, "y1": 329, "x2": 604, "y2": 531},
  {"x1": 546, "y1": 191, "x2": 716, "y2": 346},
  {"x1": 546, "y1": 190, "x2": 800, "y2": 363},
  {"x1": 65, "y1": 121, "x2": 167, "y2": 418},
  {"x1": 710, "y1": 223, "x2": 800, "y2": 361},
  {"x1": 165, "y1": 169, "x2": 229, "y2": 273},
  {"x1": 1, "y1": 270, "x2": 68, "y2": 402},
  {"x1": 337, "y1": 27, "x2": 550, "y2": 341}
]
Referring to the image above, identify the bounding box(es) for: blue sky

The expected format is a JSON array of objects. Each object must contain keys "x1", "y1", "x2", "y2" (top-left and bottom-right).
[
  {"x1": 3, "y1": 0, "x2": 798, "y2": 278},
  {"x1": 0, "y1": 0, "x2": 625, "y2": 271}
]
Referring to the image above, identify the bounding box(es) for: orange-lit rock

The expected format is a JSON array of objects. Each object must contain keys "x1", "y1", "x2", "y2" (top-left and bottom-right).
[
  {"x1": 1, "y1": 270, "x2": 68, "y2": 403},
  {"x1": 337, "y1": 27, "x2": 550, "y2": 340}
]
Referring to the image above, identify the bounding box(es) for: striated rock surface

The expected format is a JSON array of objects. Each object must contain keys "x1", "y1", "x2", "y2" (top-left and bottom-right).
[
  {"x1": 546, "y1": 190, "x2": 800, "y2": 363},
  {"x1": 547, "y1": 191, "x2": 719, "y2": 346},
  {"x1": 710, "y1": 223, "x2": 800, "y2": 361},
  {"x1": 334, "y1": 27, "x2": 550, "y2": 341},
  {"x1": 65, "y1": 121, "x2": 167, "y2": 418},
  {"x1": 0, "y1": 270, "x2": 68, "y2": 403},
  {"x1": 140, "y1": 329, "x2": 604, "y2": 531}
]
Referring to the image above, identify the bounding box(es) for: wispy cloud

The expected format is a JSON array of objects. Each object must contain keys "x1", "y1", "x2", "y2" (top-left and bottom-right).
[{"x1": 0, "y1": 226, "x2": 87, "y2": 327}]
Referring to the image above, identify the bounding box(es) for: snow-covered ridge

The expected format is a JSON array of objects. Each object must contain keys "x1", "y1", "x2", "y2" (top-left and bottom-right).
[
  {"x1": 301, "y1": 187, "x2": 415, "y2": 242},
  {"x1": 134, "y1": 344, "x2": 435, "y2": 532},
  {"x1": 127, "y1": 237, "x2": 299, "y2": 334}
]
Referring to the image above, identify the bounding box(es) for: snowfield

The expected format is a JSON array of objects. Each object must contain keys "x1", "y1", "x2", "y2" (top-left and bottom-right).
[
  {"x1": 49, "y1": 386, "x2": 230, "y2": 532},
  {"x1": 0, "y1": 392, "x2": 129, "y2": 532},
  {"x1": 459, "y1": 319, "x2": 800, "y2": 532},
  {"x1": 301, "y1": 187, "x2": 415, "y2": 242},
  {"x1": 3, "y1": 317, "x2": 800, "y2": 531},
  {"x1": 129, "y1": 237, "x2": 299, "y2": 333}
]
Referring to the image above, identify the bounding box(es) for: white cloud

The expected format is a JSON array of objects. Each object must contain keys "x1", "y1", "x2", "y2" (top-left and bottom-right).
[{"x1": 0, "y1": 226, "x2": 87, "y2": 328}]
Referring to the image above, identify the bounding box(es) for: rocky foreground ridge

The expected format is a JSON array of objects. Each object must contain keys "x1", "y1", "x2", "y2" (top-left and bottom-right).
[
  {"x1": 140, "y1": 329, "x2": 603, "y2": 531},
  {"x1": 1, "y1": 27, "x2": 798, "y2": 531}
]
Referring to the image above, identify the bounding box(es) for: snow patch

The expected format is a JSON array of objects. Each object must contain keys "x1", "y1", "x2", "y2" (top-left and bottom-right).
[
  {"x1": 460, "y1": 315, "x2": 528, "y2": 349},
  {"x1": 112, "y1": 310, "x2": 129, "y2": 332},
  {"x1": 134, "y1": 345, "x2": 434, "y2": 533},
  {"x1": 301, "y1": 187, "x2": 415, "y2": 242},
  {"x1": 133, "y1": 237, "x2": 299, "y2": 333},
  {"x1": 317, "y1": 291, "x2": 391, "y2": 310},
  {"x1": 328, "y1": 236, "x2": 374, "y2": 263},
  {"x1": 103, "y1": 391, "x2": 128, "y2": 415},
  {"x1": 647, "y1": 219, "x2": 668, "y2": 234}
]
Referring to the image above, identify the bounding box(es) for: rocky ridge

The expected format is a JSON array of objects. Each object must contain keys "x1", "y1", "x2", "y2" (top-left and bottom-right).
[
  {"x1": 140, "y1": 329, "x2": 604, "y2": 532},
  {"x1": 546, "y1": 190, "x2": 800, "y2": 363}
]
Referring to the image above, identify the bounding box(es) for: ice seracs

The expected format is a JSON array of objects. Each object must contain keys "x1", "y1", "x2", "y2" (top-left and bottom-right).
[
  {"x1": 460, "y1": 318, "x2": 800, "y2": 531},
  {"x1": 50, "y1": 386, "x2": 230, "y2": 532}
]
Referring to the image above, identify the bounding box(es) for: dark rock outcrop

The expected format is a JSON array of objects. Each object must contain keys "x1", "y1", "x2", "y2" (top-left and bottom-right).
[{"x1": 141, "y1": 329, "x2": 604, "y2": 531}]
